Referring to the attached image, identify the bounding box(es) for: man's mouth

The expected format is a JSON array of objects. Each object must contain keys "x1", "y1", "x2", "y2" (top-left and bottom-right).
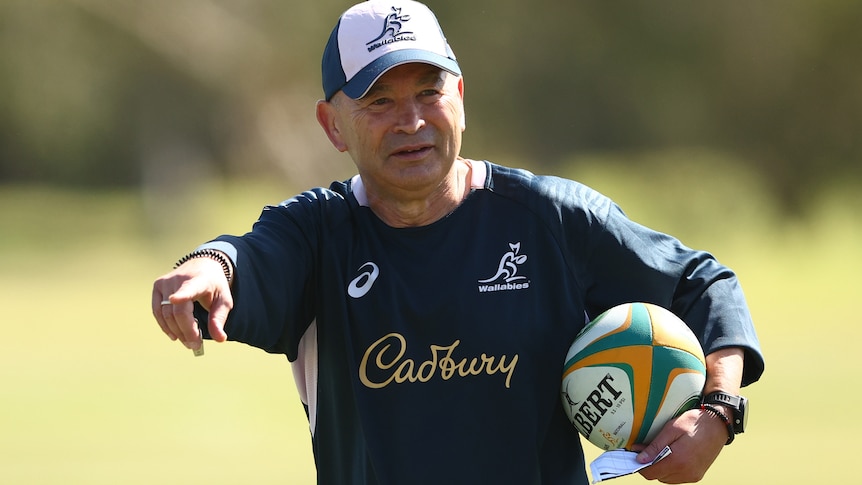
[{"x1": 393, "y1": 145, "x2": 433, "y2": 158}]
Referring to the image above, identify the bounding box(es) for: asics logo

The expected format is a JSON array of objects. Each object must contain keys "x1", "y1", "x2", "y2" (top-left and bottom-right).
[{"x1": 348, "y1": 262, "x2": 380, "y2": 298}]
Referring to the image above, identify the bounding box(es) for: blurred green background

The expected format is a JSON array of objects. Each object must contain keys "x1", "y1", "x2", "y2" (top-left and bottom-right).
[{"x1": 1, "y1": 0, "x2": 860, "y2": 483}]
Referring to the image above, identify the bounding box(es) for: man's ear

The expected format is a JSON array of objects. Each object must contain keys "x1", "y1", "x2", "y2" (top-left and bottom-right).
[
  {"x1": 316, "y1": 99, "x2": 348, "y2": 152},
  {"x1": 457, "y1": 77, "x2": 466, "y2": 132}
]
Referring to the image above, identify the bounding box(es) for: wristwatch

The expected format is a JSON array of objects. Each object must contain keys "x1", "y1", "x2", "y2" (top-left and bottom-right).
[{"x1": 701, "y1": 391, "x2": 748, "y2": 444}]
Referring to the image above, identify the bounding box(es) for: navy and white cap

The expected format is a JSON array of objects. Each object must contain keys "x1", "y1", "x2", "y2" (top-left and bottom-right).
[{"x1": 322, "y1": 0, "x2": 461, "y2": 101}]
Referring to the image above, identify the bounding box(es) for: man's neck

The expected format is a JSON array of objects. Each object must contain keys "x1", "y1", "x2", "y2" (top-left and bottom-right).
[{"x1": 361, "y1": 158, "x2": 474, "y2": 228}]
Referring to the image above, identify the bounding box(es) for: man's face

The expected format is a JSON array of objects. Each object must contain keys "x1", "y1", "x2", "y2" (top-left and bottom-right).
[{"x1": 317, "y1": 63, "x2": 466, "y2": 199}]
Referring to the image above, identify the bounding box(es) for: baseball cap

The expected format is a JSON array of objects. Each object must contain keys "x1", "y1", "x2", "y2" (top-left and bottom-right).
[{"x1": 322, "y1": 0, "x2": 461, "y2": 101}]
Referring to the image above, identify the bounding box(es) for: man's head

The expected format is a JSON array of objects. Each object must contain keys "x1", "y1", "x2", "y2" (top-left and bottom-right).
[
  {"x1": 316, "y1": 1, "x2": 467, "y2": 207},
  {"x1": 321, "y1": 0, "x2": 461, "y2": 101}
]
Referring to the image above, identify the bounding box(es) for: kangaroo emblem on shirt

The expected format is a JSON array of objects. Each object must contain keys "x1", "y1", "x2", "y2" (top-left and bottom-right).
[{"x1": 479, "y1": 242, "x2": 528, "y2": 283}]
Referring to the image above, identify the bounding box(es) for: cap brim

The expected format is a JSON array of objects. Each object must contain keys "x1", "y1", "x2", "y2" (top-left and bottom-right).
[{"x1": 341, "y1": 49, "x2": 461, "y2": 100}]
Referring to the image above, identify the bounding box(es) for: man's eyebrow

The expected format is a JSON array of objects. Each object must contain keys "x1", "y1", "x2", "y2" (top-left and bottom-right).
[
  {"x1": 365, "y1": 82, "x2": 389, "y2": 98},
  {"x1": 418, "y1": 70, "x2": 446, "y2": 87},
  {"x1": 364, "y1": 67, "x2": 447, "y2": 98}
]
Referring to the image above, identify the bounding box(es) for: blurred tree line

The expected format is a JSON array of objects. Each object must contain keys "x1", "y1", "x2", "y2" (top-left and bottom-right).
[{"x1": 1, "y1": 0, "x2": 859, "y2": 214}]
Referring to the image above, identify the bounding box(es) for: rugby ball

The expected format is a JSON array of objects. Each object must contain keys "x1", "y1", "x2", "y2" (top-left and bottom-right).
[{"x1": 561, "y1": 302, "x2": 706, "y2": 450}]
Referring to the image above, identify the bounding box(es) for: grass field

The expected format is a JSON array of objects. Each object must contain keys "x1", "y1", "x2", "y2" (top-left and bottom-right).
[{"x1": 1, "y1": 167, "x2": 859, "y2": 484}]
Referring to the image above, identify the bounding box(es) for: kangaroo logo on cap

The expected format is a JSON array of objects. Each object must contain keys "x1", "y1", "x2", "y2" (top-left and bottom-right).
[{"x1": 366, "y1": 7, "x2": 415, "y2": 52}]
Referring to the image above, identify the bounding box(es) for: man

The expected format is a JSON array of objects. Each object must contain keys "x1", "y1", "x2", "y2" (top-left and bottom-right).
[{"x1": 152, "y1": 1, "x2": 764, "y2": 484}]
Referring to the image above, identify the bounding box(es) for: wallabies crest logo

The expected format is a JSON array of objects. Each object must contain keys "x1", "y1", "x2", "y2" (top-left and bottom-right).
[
  {"x1": 478, "y1": 242, "x2": 530, "y2": 293},
  {"x1": 367, "y1": 7, "x2": 415, "y2": 52}
]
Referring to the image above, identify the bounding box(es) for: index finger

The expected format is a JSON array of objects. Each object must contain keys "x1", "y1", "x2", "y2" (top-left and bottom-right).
[{"x1": 164, "y1": 299, "x2": 202, "y2": 348}]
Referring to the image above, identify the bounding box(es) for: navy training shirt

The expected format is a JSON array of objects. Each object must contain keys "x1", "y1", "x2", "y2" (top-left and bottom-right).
[{"x1": 195, "y1": 160, "x2": 764, "y2": 484}]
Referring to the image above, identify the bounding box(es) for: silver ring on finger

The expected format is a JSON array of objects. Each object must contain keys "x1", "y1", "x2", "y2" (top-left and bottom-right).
[{"x1": 160, "y1": 300, "x2": 172, "y2": 306}]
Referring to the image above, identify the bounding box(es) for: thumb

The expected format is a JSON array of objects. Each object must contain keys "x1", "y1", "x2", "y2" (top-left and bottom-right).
[
  {"x1": 635, "y1": 425, "x2": 675, "y2": 464},
  {"x1": 635, "y1": 409, "x2": 692, "y2": 464},
  {"x1": 636, "y1": 443, "x2": 661, "y2": 464},
  {"x1": 636, "y1": 426, "x2": 676, "y2": 464}
]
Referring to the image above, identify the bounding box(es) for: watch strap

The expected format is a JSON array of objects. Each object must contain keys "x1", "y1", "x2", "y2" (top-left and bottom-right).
[
  {"x1": 702, "y1": 391, "x2": 747, "y2": 438},
  {"x1": 702, "y1": 391, "x2": 741, "y2": 409}
]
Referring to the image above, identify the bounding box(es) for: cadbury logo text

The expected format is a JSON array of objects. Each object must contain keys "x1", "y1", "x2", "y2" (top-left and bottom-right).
[{"x1": 359, "y1": 332, "x2": 519, "y2": 389}]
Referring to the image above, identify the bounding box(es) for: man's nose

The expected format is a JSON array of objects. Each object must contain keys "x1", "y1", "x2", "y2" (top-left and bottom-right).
[{"x1": 393, "y1": 99, "x2": 425, "y2": 134}]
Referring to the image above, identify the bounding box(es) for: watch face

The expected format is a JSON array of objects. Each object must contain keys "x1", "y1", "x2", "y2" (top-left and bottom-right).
[{"x1": 737, "y1": 396, "x2": 748, "y2": 433}]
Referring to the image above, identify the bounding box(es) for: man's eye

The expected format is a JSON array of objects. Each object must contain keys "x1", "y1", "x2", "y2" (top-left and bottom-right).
[{"x1": 369, "y1": 97, "x2": 390, "y2": 106}]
